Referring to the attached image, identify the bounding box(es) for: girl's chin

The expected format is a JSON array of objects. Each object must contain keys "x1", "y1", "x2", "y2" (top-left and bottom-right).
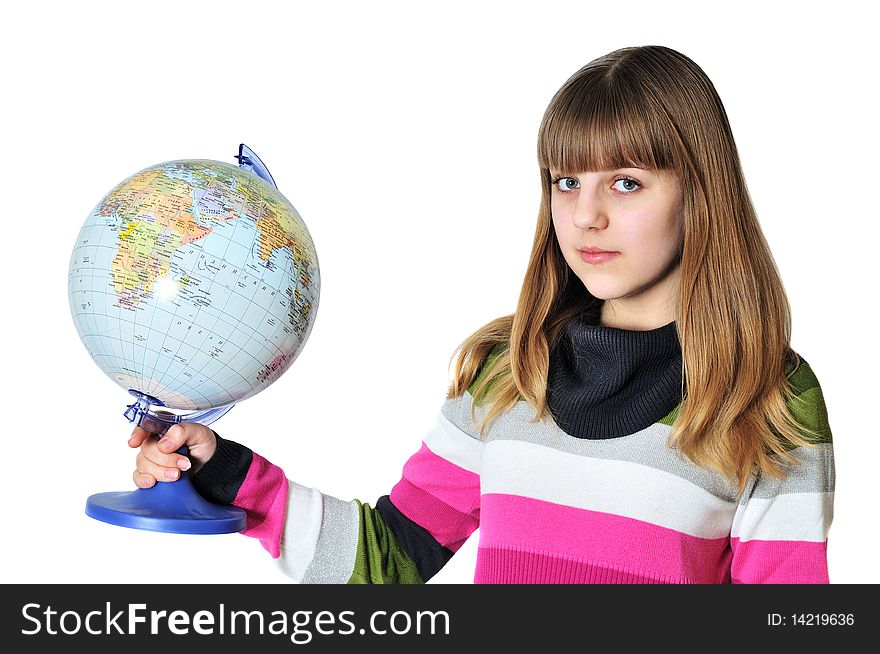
[{"x1": 581, "y1": 284, "x2": 625, "y2": 301}]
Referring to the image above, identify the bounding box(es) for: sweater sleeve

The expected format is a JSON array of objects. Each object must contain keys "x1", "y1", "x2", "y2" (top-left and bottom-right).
[
  {"x1": 728, "y1": 358, "x2": 835, "y2": 583},
  {"x1": 282, "y1": 399, "x2": 483, "y2": 584},
  {"x1": 191, "y1": 395, "x2": 483, "y2": 583},
  {"x1": 192, "y1": 347, "x2": 503, "y2": 583},
  {"x1": 192, "y1": 402, "x2": 482, "y2": 583},
  {"x1": 190, "y1": 433, "x2": 289, "y2": 558}
]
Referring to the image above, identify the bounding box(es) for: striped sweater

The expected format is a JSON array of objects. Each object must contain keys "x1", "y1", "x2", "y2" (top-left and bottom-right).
[{"x1": 192, "y1": 338, "x2": 834, "y2": 584}]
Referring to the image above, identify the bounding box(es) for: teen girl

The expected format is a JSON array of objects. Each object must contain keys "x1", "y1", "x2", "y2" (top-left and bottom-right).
[{"x1": 129, "y1": 45, "x2": 834, "y2": 584}]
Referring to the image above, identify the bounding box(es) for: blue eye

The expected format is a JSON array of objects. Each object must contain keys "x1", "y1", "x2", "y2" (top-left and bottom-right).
[
  {"x1": 551, "y1": 177, "x2": 579, "y2": 193},
  {"x1": 613, "y1": 177, "x2": 641, "y2": 193},
  {"x1": 550, "y1": 176, "x2": 642, "y2": 195}
]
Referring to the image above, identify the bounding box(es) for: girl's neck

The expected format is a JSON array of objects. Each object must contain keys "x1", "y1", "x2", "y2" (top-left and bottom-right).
[
  {"x1": 600, "y1": 301, "x2": 676, "y2": 331},
  {"x1": 599, "y1": 260, "x2": 681, "y2": 332},
  {"x1": 598, "y1": 265, "x2": 680, "y2": 331}
]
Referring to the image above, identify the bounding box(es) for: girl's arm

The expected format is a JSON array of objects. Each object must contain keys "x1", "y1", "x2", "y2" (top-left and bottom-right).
[
  {"x1": 190, "y1": 395, "x2": 484, "y2": 584},
  {"x1": 728, "y1": 359, "x2": 835, "y2": 583}
]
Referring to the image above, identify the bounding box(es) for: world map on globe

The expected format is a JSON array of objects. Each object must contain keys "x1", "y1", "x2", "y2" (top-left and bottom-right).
[{"x1": 68, "y1": 159, "x2": 320, "y2": 411}]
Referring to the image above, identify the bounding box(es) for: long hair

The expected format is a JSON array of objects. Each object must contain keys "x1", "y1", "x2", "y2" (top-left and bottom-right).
[{"x1": 446, "y1": 45, "x2": 821, "y2": 496}]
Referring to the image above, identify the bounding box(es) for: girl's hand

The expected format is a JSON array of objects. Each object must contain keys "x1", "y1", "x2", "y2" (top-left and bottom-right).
[{"x1": 128, "y1": 423, "x2": 217, "y2": 488}]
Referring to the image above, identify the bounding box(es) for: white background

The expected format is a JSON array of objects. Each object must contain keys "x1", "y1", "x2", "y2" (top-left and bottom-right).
[{"x1": 0, "y1": 0, "x2": 876, "y2": 585}]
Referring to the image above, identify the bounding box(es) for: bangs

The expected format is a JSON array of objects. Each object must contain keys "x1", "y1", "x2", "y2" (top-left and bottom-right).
[{"x1": 537, "y1": 72, "x2": 676, "y2": 176}]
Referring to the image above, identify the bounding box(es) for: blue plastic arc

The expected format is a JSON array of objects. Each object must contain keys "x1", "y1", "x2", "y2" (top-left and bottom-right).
[{"x1": 236, "y1": 143, "x2": 278, "y2": 189}]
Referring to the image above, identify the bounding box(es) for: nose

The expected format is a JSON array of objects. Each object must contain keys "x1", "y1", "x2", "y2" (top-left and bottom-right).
[{"x1": 570, "y1": 182, "x2": 609, "y2": 230}]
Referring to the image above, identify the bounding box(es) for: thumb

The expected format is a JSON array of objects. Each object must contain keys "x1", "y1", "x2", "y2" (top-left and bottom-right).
[{"x1": 157, "y1": 424, "x2": 185, "y2": 454}]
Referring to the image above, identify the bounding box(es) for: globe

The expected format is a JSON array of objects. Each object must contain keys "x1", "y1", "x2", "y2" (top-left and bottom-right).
[
  {"x1": 68, "y1": 150, "x2": 319, "y2": 411},
  {"x1": 69, "y1": 145, "x2": 319, "y2": 534}
]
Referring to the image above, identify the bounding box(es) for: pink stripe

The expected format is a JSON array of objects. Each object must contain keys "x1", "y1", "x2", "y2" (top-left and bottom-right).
[
  {"x1": 389, "y1": 443, "x2": 480, "y2": 552},
  {"x1": 475, "y1": 547, "x2": 698, "y2": 584},
  {"x1": 398, "y1": 443, "x2": 480, "y2": 513},
  {"x1": 730, "y1": 537, "x2": 829, "y2": 583},
  {"x1": 480, "y1": 493, "x2": 731, "y2": 583},
  {"x1": 233, "y1": 452, "x2": 289, "y2": 559}
]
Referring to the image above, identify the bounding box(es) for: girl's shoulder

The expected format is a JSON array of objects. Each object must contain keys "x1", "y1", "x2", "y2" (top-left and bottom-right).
[
  {"x1": 783, "y1": 349, "x2": 832, "y2": 445},
  {"x1": 784, "y1": 349, "x2": 821, "y2": 396}
]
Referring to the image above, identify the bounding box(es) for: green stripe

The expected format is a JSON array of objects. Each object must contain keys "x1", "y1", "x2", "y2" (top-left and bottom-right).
[
  {"x1": 785, "y1": 359, "x2": 832, "y2": 444},
  {"x1": 786, "y1": 385, "x2": 832, "y2": 444},
  {"x1": 347, "y1": 500, "x2": 424, "y2": 584},
  {"x1": 468, "y1": 343, "x2": 507, "y2": 402},
  {"x1": 786, "y1": 356, "x2": 820, "y2": 395},
  {"x1": 659, "y1": 404, "x2": 680, "y2": 427},
  {"x1": 658, "y1": 359, "x2": 831, "y2": 444}
]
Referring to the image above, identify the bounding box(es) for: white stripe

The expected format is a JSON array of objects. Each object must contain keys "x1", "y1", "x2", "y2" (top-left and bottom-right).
[
  {"x1": 422, "y1": 410, "x2": 483, "y2": 474},
  {"x1": 731, "y1": 491, "x2": 834, "y2": 542},
  {"x1": 276, "y1": 480, "x2": 323, "y2": 583},
  {"x1": 480, "y1": 439, "x2": 737, "y2": 539}
]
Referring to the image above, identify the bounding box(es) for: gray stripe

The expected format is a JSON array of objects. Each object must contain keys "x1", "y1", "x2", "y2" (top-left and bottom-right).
[
  {"x1": 440, "y1": 392, "x2": 488, "y2": 442},
  {"x1": 442, "y1": 392, "x2": 832, "y2": 503},
  {"x1": 746, "y1": 443, "x2": 835, "y2": 499},
  {"x1": 301, "y1": 495, "x2": 360, "y2": 584}
]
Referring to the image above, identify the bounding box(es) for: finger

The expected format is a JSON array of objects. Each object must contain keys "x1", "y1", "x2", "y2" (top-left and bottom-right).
[
  {"x1": 139, "y1": 439, "x2": 191, "y2": 474},
  {"x1": 133, "y1": 470, "x2": 157, "y2": 489},
  {"x1": 136, "y1": 450, "x2": 186, "y2": 482},
  {"x1": 137, "y1": 445, "x2": 191, "y2": 471},
  {"x1": 156, "y1": 424, "x2": 185, "y2": 454},
  {"x1": 128, "y1": 426, "x2": 153, "y2": 448}
]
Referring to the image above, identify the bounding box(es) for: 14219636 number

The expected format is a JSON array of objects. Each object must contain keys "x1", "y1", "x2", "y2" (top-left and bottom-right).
[{"x1": 767, "y1": 613, "x2": 854, "y2": 626}]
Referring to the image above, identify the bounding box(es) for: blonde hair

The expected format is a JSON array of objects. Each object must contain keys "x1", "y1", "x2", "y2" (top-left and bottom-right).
[{"x1": 446, "y1": 45, "x2": 821, "y2": 496}]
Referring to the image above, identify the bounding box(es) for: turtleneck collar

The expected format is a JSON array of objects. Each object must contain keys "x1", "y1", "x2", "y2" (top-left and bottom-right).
[{"x1": 546, "y1": 305, "x2": 683, "y2": 440}]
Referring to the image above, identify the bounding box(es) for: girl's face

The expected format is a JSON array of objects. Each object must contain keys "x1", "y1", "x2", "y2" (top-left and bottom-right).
[{"x1": 550, "y1": 167, "x2": 683, "y2": 328}]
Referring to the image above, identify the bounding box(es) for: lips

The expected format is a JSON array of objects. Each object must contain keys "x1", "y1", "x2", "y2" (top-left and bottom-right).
[
  {"x1": 579, "y1": 248, "x2": 619, "y2": 264},
  {"x1": 579, "y1": 246, "x2": 617, "y2": 254}
]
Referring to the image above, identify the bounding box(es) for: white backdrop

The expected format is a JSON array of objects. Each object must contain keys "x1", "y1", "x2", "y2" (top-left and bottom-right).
[{"x1": 0, "y1": 0, "x2": 875, "y2": 584}]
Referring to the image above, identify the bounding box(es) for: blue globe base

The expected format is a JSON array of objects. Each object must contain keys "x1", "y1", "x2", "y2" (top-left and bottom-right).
[{"x1": 85, "y1": 472, "x2": 247, "y2": 534}]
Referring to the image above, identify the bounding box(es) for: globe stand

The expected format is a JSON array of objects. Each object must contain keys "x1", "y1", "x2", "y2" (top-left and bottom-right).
[{"x1": 85, "y1": 391, "x2": 247, "y2": 534}]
